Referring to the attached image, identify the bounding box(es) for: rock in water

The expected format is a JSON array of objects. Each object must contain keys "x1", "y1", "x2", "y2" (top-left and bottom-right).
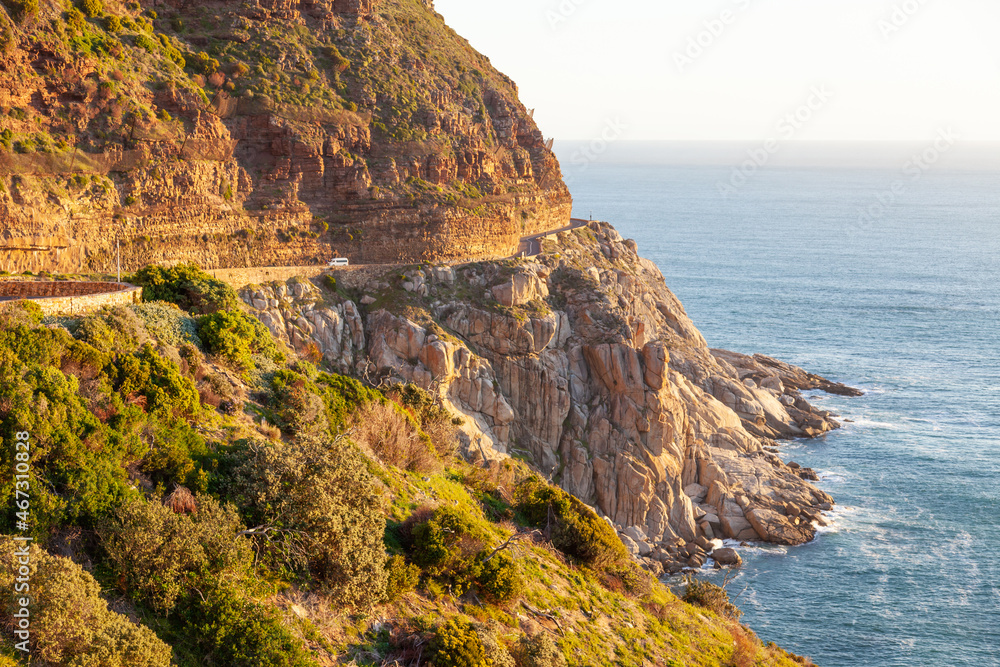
[{"x1": 712, "y1": 548, "x2": 743, "y2": 567}]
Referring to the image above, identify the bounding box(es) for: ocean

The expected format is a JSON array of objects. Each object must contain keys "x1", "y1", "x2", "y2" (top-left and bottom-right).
[{"x1": 554, "y1": 147, "x2": 1000, "y2": 667}]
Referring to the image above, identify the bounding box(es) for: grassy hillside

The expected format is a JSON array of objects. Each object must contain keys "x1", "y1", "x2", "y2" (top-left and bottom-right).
[{"x1": 0, "y1": 267, "x2": 814, "y2": 666}]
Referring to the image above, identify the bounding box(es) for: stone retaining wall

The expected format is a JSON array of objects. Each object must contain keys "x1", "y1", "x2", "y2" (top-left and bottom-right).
[
  {"x1": 211, "y1": 264, "x2": 402, "y2": 290},
  {"x1": 0, "y1": 281, "x2": 141, "y2": 316},
  {"x1": 209, "y1": 266, "x2": 332, "y2": 289}
]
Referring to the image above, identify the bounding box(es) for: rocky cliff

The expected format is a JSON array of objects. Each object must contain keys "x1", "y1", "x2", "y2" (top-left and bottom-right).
[
  {"x1": 239, "y1": 221, "x2": 861, "y2": 573},
  {"x1": 0, "y1": 0, "x2": 570, "y2": 273}
]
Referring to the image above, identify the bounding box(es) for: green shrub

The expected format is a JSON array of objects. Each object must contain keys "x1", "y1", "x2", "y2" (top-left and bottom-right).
[
  {"x1": 515, "y1": 632, "x2": 566, "y2": 667},
  {"x1": 607, "y1": 560, "x2": 654, "y2": 597},
  {"x1": 131, "y1": 301, "x2": 202, "y2": 347},
  {"x1": 429, "y1": 619, "x2": 488, "y2": 667},
  {"x1": 412, "y1": 506, "x2": 487, "y2": 569},
  {"x1": 75, "y1": 314, "x2": 117, "y2": 352},
  {"x1": 180, "y1": 584, "x2": 318, "y2": 667},
  {"x1": 189, "y1": 50, "x2": 220, "y2": 75},
  {"x1": 268, "y1": 370, "x2": 328, "y2": 436},
  {"x1": 101, "y1": 494, "x2": 253, "y2": 612},
  {"x1": 473, "y1": 550, "x2": 523, "y2": 605},
  {"x1": 178, "y1": 341, "x2": 204, "y2": 371},
  {"x1": 220, "y1": 435, "x2": 388, "y2": 608},
  {"x1": 682, "y1": 578, "x2": 743, "y2": 620},
  {"x1": 323, "y1": 45, "x2": 350, "y2": 72},
  {"x1": 109, "y1": 343, "x2": 200, "y2": 415},
  {"x1": 2, "y1": 0, "x2": 38, "y2": 22},
  {"x1": 132, "y1": 263, "x2": 239, "y2": 314},
  {"x1": 134, "y1": 33, "x2": 156, "y2": 52},
  {"x1": 0, "y1": 536, "x2": 172, "y2": 666},
  {"x1": 197, "y1": 309, "x2": 282, "y2": 371},
  {"x1": 1, "y1": 299, "x2": 43, "y2": 325},
  {"x1": 385, "y1": 554, "x2": 420, "y2": 602},
  {"x1": 104, "y1": 14, "x2": 121, "y2": 31},
  {"x1": 140, "y1": 418, "x2": 209, "y2": 488},
  {"x1": 78, "y1": 0, "x2": 103, "y2": 17},
  {"x1": 0, "y1": 340, "x2": 131, "y2": 535},
  {"x1": 516, "y1": 477, "x2": 628, "y2": 568},
  {"x1": 480, "y1": 627, "x2": 515, "y2": 667},
  {"x1": 75, "y1": 306, "x2": 149, "y2": 353},
  {"x1": 322, "y1": 274, "x2": 336, "y2": 291},
  {"x1": 314, "y1": 371, "x2": 382, "y2": 430}
]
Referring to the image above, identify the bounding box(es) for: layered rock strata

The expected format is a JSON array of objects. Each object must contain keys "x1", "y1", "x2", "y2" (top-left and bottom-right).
[
  {"x1": 240, "y1": 222, "x2": 859, "y2": 573},
  {"x1": 0, "y1": 0, "x2": 570, "y2": 273}
]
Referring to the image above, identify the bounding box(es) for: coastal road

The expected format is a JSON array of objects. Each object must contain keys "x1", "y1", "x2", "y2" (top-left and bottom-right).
[
  {"x1": 516, "y1": 217, "x2": 591, "y2": 258},
  {"x1": 212, "y1": 218, "x2": 595, "y2": 289}
]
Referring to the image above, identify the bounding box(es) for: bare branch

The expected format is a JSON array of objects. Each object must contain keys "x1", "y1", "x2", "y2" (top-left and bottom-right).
[
  {"x1": 481, "y1": 530, "x2": 542, "y2": 565},
  {"x1": 521, "y1": 601, "x2": 564, "y2": 634}
]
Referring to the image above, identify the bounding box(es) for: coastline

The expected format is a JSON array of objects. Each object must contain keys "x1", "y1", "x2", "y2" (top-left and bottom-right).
[{"x1": 237, "y1": 218, "x2": 863, "y2": 576}]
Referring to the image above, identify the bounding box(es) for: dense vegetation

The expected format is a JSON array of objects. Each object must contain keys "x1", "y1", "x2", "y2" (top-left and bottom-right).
[{"x1": 0, "y1": 268, "x2": 812, "y2": 666}]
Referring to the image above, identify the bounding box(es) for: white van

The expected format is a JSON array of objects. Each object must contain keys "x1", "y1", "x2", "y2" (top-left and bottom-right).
[{"x1": 328, "y1": 258, "x2": 349, "y2": 267}]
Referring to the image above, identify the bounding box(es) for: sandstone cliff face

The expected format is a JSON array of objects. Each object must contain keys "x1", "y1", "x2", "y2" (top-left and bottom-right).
[
  {"x1": 0, "y1": 0, "x2": 570, "y2": 273},
  {"x1": 238, "y1": 223, "x2": 859, "y2": 569}
]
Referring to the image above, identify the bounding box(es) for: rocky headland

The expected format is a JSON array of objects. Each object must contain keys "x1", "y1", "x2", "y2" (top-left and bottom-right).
[{"x1": 240, "y1": 220, "x2": 861, "y2": 575}]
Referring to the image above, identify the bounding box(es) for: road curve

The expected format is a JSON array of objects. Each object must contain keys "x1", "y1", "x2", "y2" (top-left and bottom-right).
[{"x1": 516, "y1": 217, "x2": 591, "y2": 258}]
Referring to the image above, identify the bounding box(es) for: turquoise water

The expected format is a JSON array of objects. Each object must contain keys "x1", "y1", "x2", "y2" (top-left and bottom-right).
[{"x1": 557, "y1": 157, "x2": 1000, "y2": 666}]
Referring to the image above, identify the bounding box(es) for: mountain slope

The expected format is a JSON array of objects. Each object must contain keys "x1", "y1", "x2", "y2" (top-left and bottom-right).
[
  {"x1": 0, "y1": 0, "x2": 570, "y2": 273},
  {"x1": 0, "y1": 279, "x2": 815, "y2": 666}
]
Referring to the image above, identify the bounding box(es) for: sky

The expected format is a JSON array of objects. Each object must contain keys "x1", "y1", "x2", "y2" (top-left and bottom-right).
[{"x1": 433, "y1": 0, "x2": 1000, "y2": 145}]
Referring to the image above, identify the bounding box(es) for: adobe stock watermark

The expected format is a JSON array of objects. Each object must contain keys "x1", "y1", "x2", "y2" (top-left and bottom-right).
[
  {"x1": 877, "y1": 0, "x2": 931, "y2": 40},
  {"x1": 563, "y1": 116, "x2": 630, "y2": 187},
  {"x1": 717, "y1": 85, "x2": 834, "y2": 198},
  {"x1": 545, "y1": 0, "x2": 590, "y2": 31},
  {"x1": 673, "y1": 0, "x2": 756, "y2": 74},
  {"x1": 10, "y1": 431, "x2": 33, "y2": 656},
  {"x1": 850, "y1": 127, "x2": 959, "y2": 237}
]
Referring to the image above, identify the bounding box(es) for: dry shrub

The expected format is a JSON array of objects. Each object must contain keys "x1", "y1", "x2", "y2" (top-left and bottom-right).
[
  {"x1": 163, "y1": 485, "x2": 197, "y2": 514},
  {"x1": 207, "y1": 71, "x2": 225, "y2": 87},
  {"x1": 728, "y1": 625, "x2": 760, "y2": 667},
  {"x1": 60, "y1": 355, "x2": 102, "y2": 381},
  {"x1": 304, "y1": 341, "x2": 323, "y2": 363},
  {"x1": 420, "y1": 414, "x2": 460, "y2": 457},
  {"x1": 385, "y1": 384, "x2": 461, "y2": 457},
  {"x1": 199, "y1": 384, "x2": 224, "y2": 408},
  {"x1": 463, "y1": 459, "x2": 526, "y2": 505},
  {"x1": 255, "y1": 421, "x2": 281, "y2": 441},
  {"x1": 199, "y1": 371, "x2": 235, "y2": 409},
  {"x1": 514, "y1": 632, "x2": 566, "y2": 667},
  {"x1": 785, "y1": 651, "x2": 817, "y2": 666},
  {"x1": 350, "y1": 401, "x2": 439, "y2": 473},
  {"x1": 642, "y1": 599, "x2": 679, "y2": 623}
]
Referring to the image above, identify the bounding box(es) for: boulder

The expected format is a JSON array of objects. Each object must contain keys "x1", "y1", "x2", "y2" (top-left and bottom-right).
[
  {"x1": 746, "y1": 508, "x2": 814, "y2": 546},
  {"x1": 619, "y1": 534, "x2": 640, "y2": 556},
  {"x1": 712, "y1": 548, "x2": 742, "y2": 567},
  {"x1": 684, "y1": 483, "x2": 708, "y2": 503}
]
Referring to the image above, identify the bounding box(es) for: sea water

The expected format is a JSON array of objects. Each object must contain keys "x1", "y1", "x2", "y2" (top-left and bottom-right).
[{"x1": 556, "y1": 153, "x2": 1000, "y2": 666}]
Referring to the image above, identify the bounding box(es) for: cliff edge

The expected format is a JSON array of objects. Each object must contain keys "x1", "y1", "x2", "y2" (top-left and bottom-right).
[{"x1": 241, "y1": 220, "x2": 861, "y2": 573}]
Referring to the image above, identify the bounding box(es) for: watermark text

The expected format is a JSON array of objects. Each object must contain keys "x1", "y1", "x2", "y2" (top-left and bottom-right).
[{"x1": 10, "y1": 431, "x2": 32, "y2": 655}]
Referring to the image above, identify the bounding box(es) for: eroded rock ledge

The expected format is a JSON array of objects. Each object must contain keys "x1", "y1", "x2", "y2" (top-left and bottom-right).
[{"x1": 239, "y1": 221, "x2": 860, "y2": 574}]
